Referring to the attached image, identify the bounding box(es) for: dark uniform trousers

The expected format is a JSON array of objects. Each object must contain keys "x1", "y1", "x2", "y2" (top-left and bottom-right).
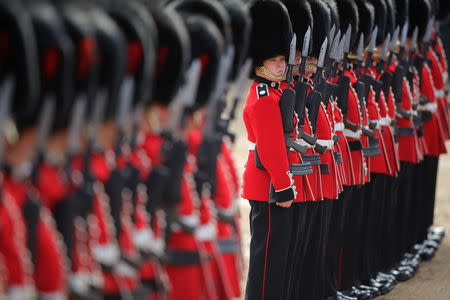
[{"x1": 245, "y1": 200, "x2": 294, "y2": 300}]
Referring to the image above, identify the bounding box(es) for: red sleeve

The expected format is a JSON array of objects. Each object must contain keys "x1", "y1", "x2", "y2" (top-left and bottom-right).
[
  {"x1": 251, "y1": 94, "x2": 292, "y2": 191},
  {"x1": 421, "y1": 65, "x2": 436, "y2": 102}
]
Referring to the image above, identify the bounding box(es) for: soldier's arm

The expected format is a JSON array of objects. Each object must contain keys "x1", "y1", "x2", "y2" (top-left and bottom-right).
[{"x1": 252, "y1": 94, "x2": 295, "y2": 203}]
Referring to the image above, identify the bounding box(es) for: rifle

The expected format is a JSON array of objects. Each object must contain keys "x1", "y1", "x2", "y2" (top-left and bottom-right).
[
  {"x1": 306, "y1": 37, "x2": 329, "y2": 154},
  {"x1": 216, "y1": 59, "x2": 253, "y2": 143},
  {"x1": 295, "y1": 27, "x2": 318, "y2": 147}
]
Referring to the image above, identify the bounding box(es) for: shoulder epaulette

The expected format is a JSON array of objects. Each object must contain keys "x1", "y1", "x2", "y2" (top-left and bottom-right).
[{"x1": 256, "y1": 83, "x2": 269, "y2": 99}]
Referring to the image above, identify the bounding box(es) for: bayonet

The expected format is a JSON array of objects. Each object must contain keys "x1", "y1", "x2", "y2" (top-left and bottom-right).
[
  {"x1": 326, "y1": 29, "x2": 340, "y2": 78},
  {"x1": 331, "y1": 32, "x2": 345, "y2": 78},
  {"x1": 424, "y1": 18, "x2": 433, "y2": 43},
  {"x1": 302, "y1": 26, "x2": 311, "y2": 57},
  {"x1": 342, "y1": 24, "x2": 352, "y2": 69},
  {"x1": 422, "y1": 18, "x2": 434, "y2": 54},
  {"x1": 390, "y1": 26, "x2": 400, "y2": 53},
  {"x1": 387, "y1": 26, "x2": 400, "y2": 66},
  {"x1": 317, "y1": 36, "x2": 328, "y2": 68},
  {"x1": 313, "y1": 36, "x2": 328, "y2": 86},
  {"x1": 203, "y1": 45, "x2": 235, "y2": 136},
  {"x1": 67, "y1": 94, "x2": 87, "y2": 159},
  {"x1": 356, "y1": 33, "x2": 364, "y2": 77},
  {"x1": 299, "y1": 26, "x2": 311, "y2": 75},
  {"x1": 285, "y1": 33, "x2": 297, "y2": 87},
  {"x1": 228, "y1": 59, "x2": 252, "y2": 122},
  {"x1": 328, "y1": 24, "x2": 336, "y2": 57},
  {"x1": 167, "y1": 59, "x2": 202, "y2": 135},
  {"x1": 331, "y1": 30, "x2": 341, "y2": 60},
  {"x1": 380, "y1": 33, "x2": 391, "y2": 62},
  {"x1": 31, "y1": 93, "x2": 56, "y2": 182},
  {"x1": 0, "y1": 76, "x2": 15, "y2": 164},
  {"x1": 407, "y1": 26, "x2": 419, "y2": 67},
  {"x1": 377, "y1": 33, "x2": 391, "y2": 75},
  {"x1": 410, "y1": 26, "x2": 418, "y2": 53},
  {"x1": 399, "y1": 21, "x2": 409, "y2": 58},
  {"x1": 364, "y1": 26, "x2": 378, "y2": 72}
]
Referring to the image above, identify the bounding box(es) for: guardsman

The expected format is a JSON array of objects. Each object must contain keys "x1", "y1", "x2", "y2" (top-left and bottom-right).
[
  {"x1": 280, "y1": 0, "x2": 315, "y2": 298},
  {"x1": 242, "y1": 0, "x2": 301, "y2": 299}
]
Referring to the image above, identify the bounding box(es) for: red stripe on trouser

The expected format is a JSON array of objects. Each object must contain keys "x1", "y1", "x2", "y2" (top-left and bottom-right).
[
  {"x1": 338, "y1": 247, "x2": 343, "y2": 290},
  {"x1": 262, "y1": 204, "x2": 271, "y2": 300}
]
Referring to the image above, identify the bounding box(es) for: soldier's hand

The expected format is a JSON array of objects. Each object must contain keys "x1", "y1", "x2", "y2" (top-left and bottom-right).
[{"x1": 276, "y1": 200, "x2": 293, "y2": 208}]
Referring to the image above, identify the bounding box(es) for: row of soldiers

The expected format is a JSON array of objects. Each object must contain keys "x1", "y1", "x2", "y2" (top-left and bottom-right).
[
  {"x1": 0, "y1": 0, "x2": 252, "y2": 299},
  {"x1": 241, "y1": 0, "x2": 450, "y2": 299}
]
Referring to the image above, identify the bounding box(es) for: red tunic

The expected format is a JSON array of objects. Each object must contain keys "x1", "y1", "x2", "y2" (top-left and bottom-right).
[
  {"x1": 367, "y1": 87, "x2": 392, "y2": 175},
  {"x1": 396, "y1": 78, "x2": 420, "y2": 163},
  {"x1": 344, "y1": 70, "x2": 365, "y2": 185},
  {"x1": 242, "y1": 80, "x2": 296, "y2": 201},
  {"x1": 421, "y1": 62, "x2": 447, "y2": 157}
]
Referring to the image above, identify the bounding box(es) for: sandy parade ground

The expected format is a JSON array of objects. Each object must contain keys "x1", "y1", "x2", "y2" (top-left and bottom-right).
[{"x1": 227, "y1": 88, "x2": 450, "y2": 300}]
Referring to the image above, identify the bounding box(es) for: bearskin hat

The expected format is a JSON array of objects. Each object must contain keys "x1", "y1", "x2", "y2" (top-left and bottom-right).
[
  {"x1": 183, "y1": 14, "x2": 224, "y2": 108},
  {"x1": 221, "y1": 0, "x2": 252, "y2": 80},
  {"x1": 89, "y1": 8, "x2": 127, "y2": 122},
  {"x1": 307, "y1": 0, "x2": 331, "y2": 57},
  {"x1": 437, "y1": 0, "x2": 450, "y2": 20},
  {"x1": 385, "y1": 0, "x2": 396, "y2": 35},
  {"x1": 368, "y1": 0, "x2": 387, "y2": 46},
  {"x1": 409, "y1": 0, "x2": 431, "y2": 40},
  {"x1": 249, "y1": 0, "x2": 293, "y2": 68},
  {"x1": 323, "y1": 0, "x2": 340, "y2": 30},
  {"x1": 168, "y1": 0, "x2": 232, "y2": 47},
  {"x1": 282, "y1": 0, "x2": 313, "y2": 51},
  {"x1": 334, "y1": 0, "x2": 359, "y2": 49},
  {"x1": 1, "y1": 0, "x2": 40, "y2": 132},
  {"x1": 395, "y1": 0, "x2": 409, "y2": 26},
  {"x1": 354, "y1": 0, "x2": 374, "y2": 47},
  {"x1": 152, "y1": 9, "x2": 191, "y2": 106}
]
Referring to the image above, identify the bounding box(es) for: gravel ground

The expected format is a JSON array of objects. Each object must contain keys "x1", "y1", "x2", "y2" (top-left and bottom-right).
[{"x1": 229, "y1": 93, "x2": 450, "y2": 300}]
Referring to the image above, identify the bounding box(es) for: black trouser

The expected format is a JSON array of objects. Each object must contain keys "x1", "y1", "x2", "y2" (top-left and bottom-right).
[
  {"x1": 380, "y1": 175, "x2": 397, "y2": 272},
  {"x1": 324, "y1": 193, "x2": 347, "y2": 298},
  {"x1": 395, "y1": 162, "x2": 415, "y2": 259},
  {"x1": 360, "y1": 173, "x2": 387, "y2": 282},
  {"x1": 286, "y1": 202, "x2": 308, "y2": 299},
  {"x1": 341, "y1": 185, "x2": 365, "y2": 290},
  {"x1": 410, "y1": 161, "x2": 426, "y2": 247},
  {"x1": 245, "y1": 200, "x2": 295, "y2": 300},
  {"x1": 423, "y1": 156, "x2": 439, "y2": 239},
  {"x1": 296, "y1": 201, "x2": 323, "y2": 300}
]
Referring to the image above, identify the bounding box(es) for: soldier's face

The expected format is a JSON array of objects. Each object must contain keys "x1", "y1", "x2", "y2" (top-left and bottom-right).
[
  {"x1": 263, "y1": 55, "x2": 286, "y2": 77},
  {"x1": 293, "y1": 51, "x2": 302, "y2": 76}
]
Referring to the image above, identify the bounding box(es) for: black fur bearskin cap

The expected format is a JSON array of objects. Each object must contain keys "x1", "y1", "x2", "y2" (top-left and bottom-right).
[
  {"x1": 334, "y1": 0, "x2": 359, "y2": 49},
  {"x1": 249, "y1": 0, "x2": 293, "y2": 68},
  {"x1": 152, "y1": 8, "x2": 191, "y2": 106},
  {"x1": 282, "y1": 0, "x2": 314, "y2": 51},
  {"x1": 307, "y1": 0, "x2": 331, "y2": 57}
]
